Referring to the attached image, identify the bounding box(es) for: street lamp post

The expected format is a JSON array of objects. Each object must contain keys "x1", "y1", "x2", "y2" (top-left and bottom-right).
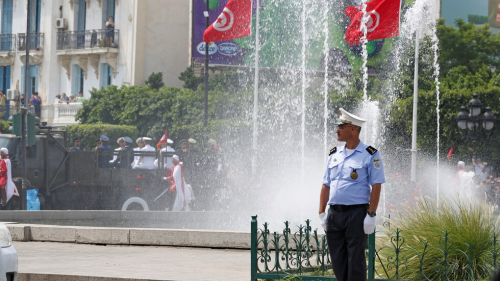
[{"x1": 455, "y1": 93, "x2": 496, "y2": 159}]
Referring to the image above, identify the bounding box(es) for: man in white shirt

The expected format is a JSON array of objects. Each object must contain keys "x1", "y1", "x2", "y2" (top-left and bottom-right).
[
  {"x1": 155, "y1": 139, "x2": 176, "y2": 170},
  {"x1": 133, "y1": 137, "x2": 157, "y2": 169}
]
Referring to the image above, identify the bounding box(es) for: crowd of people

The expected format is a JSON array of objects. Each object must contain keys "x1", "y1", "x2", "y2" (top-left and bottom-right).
[
  {"x1": 69, "y1": 134, "x2": 228, "y2": 211},
  {"x1": 57, "y1": 92, "x2": 85, "y2": 104},
  {"x1": 456, "y1": 158, "x2": 500, "y2": 206}
]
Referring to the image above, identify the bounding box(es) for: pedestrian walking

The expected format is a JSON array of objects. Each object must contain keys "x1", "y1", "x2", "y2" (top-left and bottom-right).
[
  {"x1": 167, "y1": 155, "x2": 192, "y2": 211},
  {"x1": 318, "y1": 108, "x2": 385, "y2": 281}
]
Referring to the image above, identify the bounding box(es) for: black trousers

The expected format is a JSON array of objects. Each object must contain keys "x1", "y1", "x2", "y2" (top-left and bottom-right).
[{"x1": 325, "y1": 205, "x2": 368, "y2": 281}]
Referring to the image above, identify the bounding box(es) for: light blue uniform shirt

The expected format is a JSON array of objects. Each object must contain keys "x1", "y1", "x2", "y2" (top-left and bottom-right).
[{"x1": 322, "y1": 141, "x2": 385, "y2": 206}]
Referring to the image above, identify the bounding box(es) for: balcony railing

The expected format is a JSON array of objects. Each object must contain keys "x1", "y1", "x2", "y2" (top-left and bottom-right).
[
  {"x1": 18, "y1": 33, "x2": 44, "y2": 51},
  {"x1": 53, "y1": 103, "x2": 83, "y2": 125},
  {"x1": 0, "y1": 34, "x2": 15, "y2": 52},
  {"x1": 56, "y1": 29, "x2": 119, "y2": 51}
]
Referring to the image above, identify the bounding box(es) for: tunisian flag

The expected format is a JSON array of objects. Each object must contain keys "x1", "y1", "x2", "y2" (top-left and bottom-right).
[
  {"x1": 157, "y1": 130, "x2": 168, "y2": 149},
  {"x1": 344, "y1": 0, "x2": 401, "y2": 46},
  {"x1": 203, "y1": 0, "x2": 252, "y2": 42}
]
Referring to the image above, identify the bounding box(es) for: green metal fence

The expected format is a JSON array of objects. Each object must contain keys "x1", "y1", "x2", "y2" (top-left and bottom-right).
[{"x1": 250, "y1": 216, "x2": 500, "y2": 281}]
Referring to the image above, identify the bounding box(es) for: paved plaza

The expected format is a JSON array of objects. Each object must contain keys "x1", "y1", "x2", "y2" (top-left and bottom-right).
[{"x1": 14, "y1": 241, "x2": 250, "y2": 281}]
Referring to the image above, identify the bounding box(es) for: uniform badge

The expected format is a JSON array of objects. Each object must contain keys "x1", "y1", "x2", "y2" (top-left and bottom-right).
[
  {"x1": 329, "y1": 147, "x2": 337, "y2": 156},
  {"x1": 351, "y1": 169, "x2": 358, "y2": 180},
  {"x1": 373, "y1": 158, "x2": 381, "y2": 169}
]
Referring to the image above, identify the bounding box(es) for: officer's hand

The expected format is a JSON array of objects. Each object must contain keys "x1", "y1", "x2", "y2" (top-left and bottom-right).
[
  {"x1": 319, "y1": 212, "x2": 327, "y2": 230},
  {"x1": 363, "y1": 214, "x2": 376, "y2": 234}
]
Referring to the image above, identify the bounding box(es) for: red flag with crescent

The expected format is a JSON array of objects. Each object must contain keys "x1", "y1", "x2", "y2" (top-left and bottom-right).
[
  {"x1": 157, "y1": 130, "x2": 168, "y2": 149},
  {"x1": 203, "y1": 0, "x2": 253, "y2": 42},
  {"x1": 344, "y1": 0, "x2": 401, "y2": 46}
]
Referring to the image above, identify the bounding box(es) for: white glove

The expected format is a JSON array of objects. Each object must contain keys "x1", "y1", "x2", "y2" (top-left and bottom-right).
[
  {"x1": 363, "y1": 214, "x2": 376, "y2": 234},
  {"x1": 319, "y1": 212, "x2": 327, "y2": 230}
]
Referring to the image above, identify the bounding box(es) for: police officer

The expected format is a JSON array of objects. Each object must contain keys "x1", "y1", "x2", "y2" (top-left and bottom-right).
[
  {"x1": 69, "y1": 137, "x2": 84, "y2": 151},
  {"x1": 318, "y1": 108, "x2": 385, "y2": 281},
  {"x1": 111, "y1": 137, "x2": 134, "y2": 168},
  {"x1": 92, "y1": 139, "x2": 101, "y2": 151},
  {"x1": 96, "y1": 135, "x2": 112, "y2": 168}
]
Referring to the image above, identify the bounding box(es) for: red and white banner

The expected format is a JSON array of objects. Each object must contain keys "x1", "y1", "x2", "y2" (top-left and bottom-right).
[
  {"x1": 203, "y1": 0, "x2": 252, "y2": 42},
  {"x1": 344, "y1": 0, "x2": 401, "y2": 46}
]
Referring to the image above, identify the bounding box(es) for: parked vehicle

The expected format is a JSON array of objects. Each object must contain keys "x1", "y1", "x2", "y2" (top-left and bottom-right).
[{"x1": 1, "y1": 128, "x2": 174, "y2": 211}]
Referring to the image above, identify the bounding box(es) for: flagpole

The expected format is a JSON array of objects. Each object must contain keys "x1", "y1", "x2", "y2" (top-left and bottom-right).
[
  {"x1": 204, "y1": 0, "x2": 210, "y2": 127},
  {"x1": 411, "y1": 28, "x2": 419, "y2": 185},
  {"x1": 251, "y1": 0, "x2": 260, "y2": 177}
]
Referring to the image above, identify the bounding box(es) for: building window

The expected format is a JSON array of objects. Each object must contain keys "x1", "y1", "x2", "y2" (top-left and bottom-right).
[
  {"x1": 72, "y1": 65, "x2": 84, "y2": 96},
  {"x1": 29, "y1": 0, "x2": 41, "y2": 33},
  {"x1": 0, "y1": 66, "x2": 10, "y2": 120},
  {"x1": 100, "y1": 63, "x2": 112, "y2": 89},
  {"x1": 103, "y1": 0, "x2": 115, "y2": 28},
  {"x1": 21, "y1": 65, "x2": 39, "y2": 101}
]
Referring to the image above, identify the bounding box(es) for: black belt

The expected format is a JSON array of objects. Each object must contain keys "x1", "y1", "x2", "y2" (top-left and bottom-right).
[{"x1": 330, "y1": 204, "x2": 368, "y2": 212}]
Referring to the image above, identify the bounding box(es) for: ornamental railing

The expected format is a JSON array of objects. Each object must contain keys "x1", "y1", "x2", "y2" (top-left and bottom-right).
[
  {"x1": 18, "y1": 33, "x2": 43, "y2": 51},
  {"x1": 56, "y1": 29, "x2": 119, "y2": 50},
  {"x1": 0, "y1": 34, "x2": 15, "y2": 52},
  {"x1": 251, "y1": 216, "x2": 500, "y2": 281}
]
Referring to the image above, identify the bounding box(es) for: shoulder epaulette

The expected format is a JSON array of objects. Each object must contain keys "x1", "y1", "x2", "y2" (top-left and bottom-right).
[
  {"x1": 329, "y1": 147, "x2": 337, "y2": 156},
  {"x1": 366, "y1": 146, "x2": 378, "y2": 155}
]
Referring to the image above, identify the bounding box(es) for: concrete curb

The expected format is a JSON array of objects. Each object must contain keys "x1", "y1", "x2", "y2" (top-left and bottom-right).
[
  {"x1": 5, "y1": 223, "x2": 251, "y2": 249},
  {"x1": 18, "y1": 273, "x2": 171, "y2": 281}
]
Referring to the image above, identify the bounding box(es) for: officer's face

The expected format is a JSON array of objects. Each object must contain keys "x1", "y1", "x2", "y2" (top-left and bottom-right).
[
  {"x1": 74, "y1": 140, "x2": 81, "y2": 147},
  {"x1": 336, "y1": 124, "x2": 354, "y2": 141},
  {"x1": 119, "y1": 141, "x2": 126, "y2": 148}
]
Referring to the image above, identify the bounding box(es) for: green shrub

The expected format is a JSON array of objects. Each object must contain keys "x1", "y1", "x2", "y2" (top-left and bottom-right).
[
  {"x1": 377, "y1": 197, "x2": 497, "y2": 280},
  {"x1": 66, "y1": 123, "x2": 139, "y2": 151}
]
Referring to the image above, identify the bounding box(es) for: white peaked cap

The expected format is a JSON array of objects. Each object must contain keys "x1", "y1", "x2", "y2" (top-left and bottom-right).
[
  {"x1": 117, "y1": 137, "x2": 125, "y2": 144},
  {"x1": 336, "y1": 108, "x2": 366, "y2": 128},
  {"x1": 167, "y1": 138, "x2": 173, "y2": 144},
  {"x1": 0, "y1": 148, "x2": 8, "y2": 154},
  {"x1": 143, "y1": 137, "x2": 152, "y2": 141}
]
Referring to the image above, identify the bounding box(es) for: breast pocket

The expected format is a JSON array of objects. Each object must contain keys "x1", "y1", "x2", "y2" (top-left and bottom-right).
[{"x1": 328, "y1": 160, "x2": 343, "y2": 181}]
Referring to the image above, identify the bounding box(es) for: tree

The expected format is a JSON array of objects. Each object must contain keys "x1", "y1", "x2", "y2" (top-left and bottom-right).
[
  {"x1": 179, "y1": 67, "x2": 203, "y2": 90},
  {"x1": 145, "y1": 72, "x2": 165, "y2": 90},
  {"x1": 437, "y1": 18, "x2": 500, "y2": 78}
]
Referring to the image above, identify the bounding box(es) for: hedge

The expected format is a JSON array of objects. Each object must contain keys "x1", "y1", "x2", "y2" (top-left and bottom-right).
[{"x1": 66, "y1": 123, "x2": 139, "y2": 151}]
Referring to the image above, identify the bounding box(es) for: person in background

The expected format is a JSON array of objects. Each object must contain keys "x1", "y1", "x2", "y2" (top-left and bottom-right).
[
  {"x1": 69, "y1": 137, "x2": 84, "y2": 151},
  {"x1": 76, "y1": 92, "x2": 85, "y2": 103},
  {"x1": 96, "y1": 135, "x2": 112, "y2": 168},
  {"x1": 92, "y1": 139, "x2": 101, "y2": 151},
  {"x1": 19, "y1": 94, "x2": 25, "y2": 106},
  {"x1": 472, "y1": 158, "x2": 483, "y2": 176},
  {"x1": 133, "y1": 137, "x2": 156, "y2": 169},
  {"x1": 133, "y1": 138, "x2": 145, "y2": 167},
  {"x1": 110, "y1": 137, "x2": 125, "y2": 164},
  {"x1": 68, "y1": 95, "x2": 76, "y2": 103},
  {"x1": 0, "y1": 91, "x2": 6, "y2": 108},
  {"x1": 155, "y1": 139, "x2": 175, "y2": 170},
  {"x1": 0, "y1": 148, "x2": 17, "y2": 208},
  {"x1": 29, "y1": 92, "x2": 42, "y2": 118},
  {"x1": 167, "y1": 155, "x2": 192, "y2": 211},
  {"x1": 111, "y1": 137, "x2": 134, "y2": 168},
  {"x1": 58, "y1": 93, "x2": 70, "y2": 104},
  {"x1": 106, "y1": 16, "x2": 115, "y2": 44}
]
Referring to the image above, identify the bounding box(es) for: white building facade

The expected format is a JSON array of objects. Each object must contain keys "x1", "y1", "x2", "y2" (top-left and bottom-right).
[{"x1": 4, "y1": 0, "x2": 190, "y2": 125}]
